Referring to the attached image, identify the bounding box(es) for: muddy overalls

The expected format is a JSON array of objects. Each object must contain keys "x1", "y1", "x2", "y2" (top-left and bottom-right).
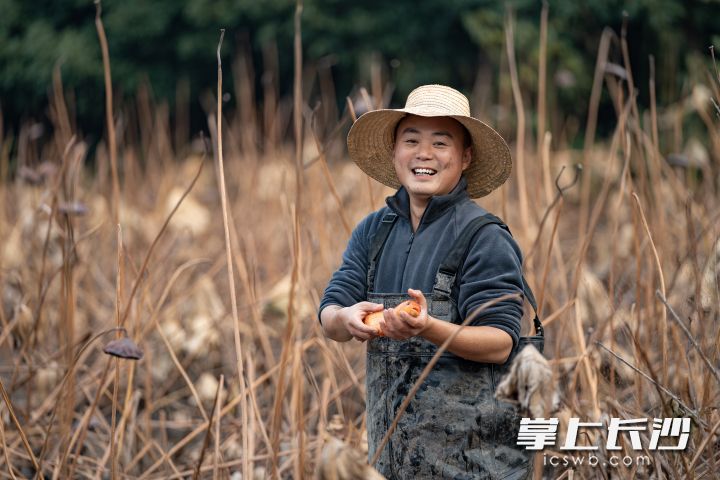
[{"x1": 365, "y1": 213, "x2": 541, "y2": 479}]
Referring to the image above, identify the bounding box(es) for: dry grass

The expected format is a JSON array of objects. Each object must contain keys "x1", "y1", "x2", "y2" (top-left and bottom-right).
[{"x1": 1, "y1": 15, "x2": 720, "y2": 480}]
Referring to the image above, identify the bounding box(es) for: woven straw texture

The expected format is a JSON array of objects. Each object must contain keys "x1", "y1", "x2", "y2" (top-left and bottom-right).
[{"x1": 347, "y1": 85, "x2": 511, "y2": 198}]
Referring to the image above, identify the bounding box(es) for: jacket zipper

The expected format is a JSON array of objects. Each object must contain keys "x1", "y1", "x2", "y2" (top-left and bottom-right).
[{"x1": 406, "y1": 232, "x2": 414, "y2": 253}]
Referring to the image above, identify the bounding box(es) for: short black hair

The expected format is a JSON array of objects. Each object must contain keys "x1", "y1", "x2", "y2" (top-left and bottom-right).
[{"x1": 460, "y1": 124, "x2": 472, "y2": 149}]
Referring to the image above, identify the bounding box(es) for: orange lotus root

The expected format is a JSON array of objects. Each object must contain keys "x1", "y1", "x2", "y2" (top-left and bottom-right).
[{"x1": 363, "y1": 300, "x2": 421, "y2": 336}]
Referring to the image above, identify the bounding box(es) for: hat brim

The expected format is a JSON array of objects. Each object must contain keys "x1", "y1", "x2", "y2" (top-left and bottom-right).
[{"x1": 347, "y1": 108, "x2": 512, "y2": 198}]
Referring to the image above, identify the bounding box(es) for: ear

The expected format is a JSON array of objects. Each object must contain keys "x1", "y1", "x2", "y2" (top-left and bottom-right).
[{"x1": 461, "y1": 147, "x2": 472, "y2": 171}]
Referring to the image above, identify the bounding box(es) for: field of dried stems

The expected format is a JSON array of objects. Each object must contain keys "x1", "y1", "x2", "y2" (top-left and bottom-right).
[{"x1": 2, "y1": 13, "x2": 720, "y2": 480}]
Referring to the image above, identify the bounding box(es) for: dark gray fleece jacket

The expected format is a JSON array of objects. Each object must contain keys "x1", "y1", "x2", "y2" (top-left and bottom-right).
[{"x1": 319, "y1": 177, "x2": 524, "y2": 349}]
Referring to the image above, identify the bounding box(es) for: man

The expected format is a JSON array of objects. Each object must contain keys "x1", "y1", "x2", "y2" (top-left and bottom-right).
[{"x1": 319, "y1": 85, "x2": 532, "y2": 479}]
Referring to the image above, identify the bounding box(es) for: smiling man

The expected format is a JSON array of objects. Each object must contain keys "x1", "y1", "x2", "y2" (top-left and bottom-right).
[
  {"x1": 393, "y1": 115, "x2": 472, "y2": 230},
  {"x1": 319, "y1": 85, "x2": 534, "y2": 479}
]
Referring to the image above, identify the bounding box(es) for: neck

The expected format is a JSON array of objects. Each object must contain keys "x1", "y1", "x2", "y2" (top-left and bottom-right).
[
  {"x1": 409, "y1": 196, "x2": 429, "y2": 232},
  {"x1": 387, "y1": 178, "x2": 467, "y2": 232}
]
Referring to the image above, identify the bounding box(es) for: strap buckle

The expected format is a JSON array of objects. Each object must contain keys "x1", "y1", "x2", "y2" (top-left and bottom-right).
[{"x1": 432, "y1": 271, "x2": 456, "y2": 296}]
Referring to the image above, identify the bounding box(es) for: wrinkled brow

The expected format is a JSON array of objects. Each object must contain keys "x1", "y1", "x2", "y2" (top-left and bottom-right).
[
  {"x1": 399, "y1": 127, "x2": 420, "y2": 135},
  {"x1": 399, "y1": 127, "x2": 454, "y2": 138},
  {"x1": 432, "y1": 130, "x2": 453, "y2": 138}
]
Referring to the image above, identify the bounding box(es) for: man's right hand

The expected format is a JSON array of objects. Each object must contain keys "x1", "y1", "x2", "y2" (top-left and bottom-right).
[{"x1": 320, "y1": 302, "x2": 384, "y2": 342}]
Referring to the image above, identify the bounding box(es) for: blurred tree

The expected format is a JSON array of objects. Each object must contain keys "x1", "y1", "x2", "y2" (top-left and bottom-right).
[{"x1": 0, "y1": 0, "x2": 717, "y2": 148}]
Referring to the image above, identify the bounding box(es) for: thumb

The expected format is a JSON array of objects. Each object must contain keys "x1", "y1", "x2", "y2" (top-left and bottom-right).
[
  {"x1": 359, "y1": 301, "x2": 385, "y2": 312},
  {"x1": 407, "y1": 289, "x2": 427, "y2": 309}
]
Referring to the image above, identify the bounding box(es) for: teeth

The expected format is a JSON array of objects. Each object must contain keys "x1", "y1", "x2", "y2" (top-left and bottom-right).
[{"x1": 413, "y1": 168, "x2": 436, "y2": 175}]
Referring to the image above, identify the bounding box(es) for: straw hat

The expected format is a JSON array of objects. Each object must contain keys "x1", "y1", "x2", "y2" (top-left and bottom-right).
[{"x1": 347, "y1": 84, "x2": 511, "y2": 198}]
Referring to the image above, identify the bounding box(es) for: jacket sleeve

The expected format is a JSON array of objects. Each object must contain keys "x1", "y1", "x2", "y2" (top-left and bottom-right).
[
  {"x1": 456, "y1": 223, "x2": 524, "y2": 350},
  {"x1": 318, "y1": 213, "x2": 375, "y2": 322}
]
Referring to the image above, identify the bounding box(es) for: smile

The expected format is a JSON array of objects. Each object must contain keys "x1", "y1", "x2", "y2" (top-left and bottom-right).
[{"x1": 412, "y1": 168, "x2": 437, "y2": 176}]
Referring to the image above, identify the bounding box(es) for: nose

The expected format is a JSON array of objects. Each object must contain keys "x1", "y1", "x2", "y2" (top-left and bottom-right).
[{"x1": 416, "y1": 140, "x2": 432, "y2": 160}]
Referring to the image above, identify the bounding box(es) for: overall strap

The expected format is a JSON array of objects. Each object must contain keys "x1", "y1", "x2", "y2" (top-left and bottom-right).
[
  {"x1": 432, "y1": 213, "x2": 544, "y2": 337},
  {"x1": 366, "y1": 212, "x2": 398, "y2": 293}
]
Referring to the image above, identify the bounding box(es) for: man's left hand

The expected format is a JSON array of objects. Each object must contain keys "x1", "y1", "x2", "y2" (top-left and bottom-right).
[{"x1": 379, "y1": 288, "x2": 433, "y2": 340}]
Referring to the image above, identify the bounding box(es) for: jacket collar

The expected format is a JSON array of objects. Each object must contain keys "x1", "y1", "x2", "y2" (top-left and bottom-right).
[{"x1": 386, "y1": 176, "x2": 469, "y2": 227}]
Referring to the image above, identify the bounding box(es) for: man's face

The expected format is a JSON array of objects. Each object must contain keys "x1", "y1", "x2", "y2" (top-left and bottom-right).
[{"x1": 393, "y1": 115, "x2": 472, "y2": 202}]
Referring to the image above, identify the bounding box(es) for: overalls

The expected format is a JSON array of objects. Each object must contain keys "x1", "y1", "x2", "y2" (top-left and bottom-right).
[{"x1": 365, "y1": 213, "x2": 540, "y2": 479}]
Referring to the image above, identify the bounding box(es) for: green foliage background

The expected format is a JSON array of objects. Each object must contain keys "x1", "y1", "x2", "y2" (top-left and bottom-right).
[{"x1": 0, "y1": 0, "x2": 718, "y2": 142}]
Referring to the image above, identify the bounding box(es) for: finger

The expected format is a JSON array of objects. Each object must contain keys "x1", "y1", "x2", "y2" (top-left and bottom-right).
[
  {"x1": 353, "y1": 322, "x2": 379, "y2": 336},
  {"x1": 386, "y1": 309, "x2": 417, "y2": 339},
  {"x1": 380, "y1": 316, "x2": 403, "y2": 340},
  {"x1": 349, "y1": 317, "x2": 377, "y2": 335},
  {"x1": 358, "y1": 301, "x2": 385, "y2": 312},
  {"x1": 382, "y1": 308, "x2": 399, "y2": 326},
  {"x1": 354, "y1": 318, "x2": 378, "y2": 331},
  {"x1": 378, "y1": 317, "x2": 388, "y2": 335},
  {"x1": 352, "y1": 329, "x2": 374, "y2": 341},
  {"x1": 398, "y1": 310, "x2": 422, "y2": 329},
  {"x1": 407, "y1": 288, "x2": 428, "y2": 309},
  {"x1": 381, "y1": 309, "x2": 399, "y2": 336}
]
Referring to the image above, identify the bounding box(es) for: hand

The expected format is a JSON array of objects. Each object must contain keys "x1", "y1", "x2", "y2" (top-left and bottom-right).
[
  {"x1": 379, "y1": 289, "x2": 432, "y2": 340},
  {"x1": 335, "y1": 302, "x2": 384, "y2": 342}
]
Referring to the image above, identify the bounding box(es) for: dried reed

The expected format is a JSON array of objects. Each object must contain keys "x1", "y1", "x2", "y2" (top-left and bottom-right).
[{"x1": 0, "y1": 14, "x2": 719, "y2": 480}]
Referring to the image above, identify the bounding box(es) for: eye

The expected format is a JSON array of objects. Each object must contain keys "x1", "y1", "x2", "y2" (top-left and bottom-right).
[
  {"x1": 434, "y1": 141, "x2": 447, "y2": 147},
  {"x1": 404, "y1": 138, "x2": 418, "y2": 145}
]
